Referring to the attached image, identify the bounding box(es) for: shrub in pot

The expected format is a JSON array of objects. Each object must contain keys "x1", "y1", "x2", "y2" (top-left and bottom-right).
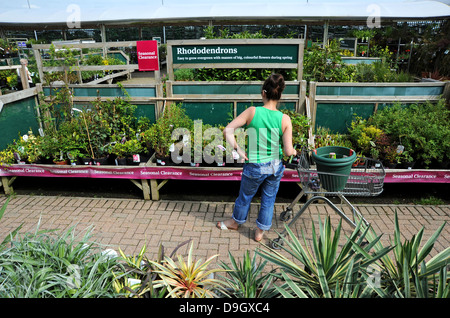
[{"x1": 143, "y1": 103, "x2": 193, "y2": 165}]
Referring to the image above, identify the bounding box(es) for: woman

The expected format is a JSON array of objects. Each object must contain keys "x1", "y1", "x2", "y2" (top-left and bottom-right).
[{"x1": 217, "y1": 73, "x2": 297, "y2": 242}]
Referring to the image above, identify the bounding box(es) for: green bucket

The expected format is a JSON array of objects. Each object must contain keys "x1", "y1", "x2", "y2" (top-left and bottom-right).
[{"x1": 312, "y1": 146, "x2": 356, "y2": 191}]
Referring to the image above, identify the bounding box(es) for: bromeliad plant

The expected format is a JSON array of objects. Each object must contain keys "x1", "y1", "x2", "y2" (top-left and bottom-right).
[
  {"x1": 112, "y1": 243, "x2": 167, "y2": 298},
  {"x1": 149, "y1": 241, "x2": 224, "y2": 298}
]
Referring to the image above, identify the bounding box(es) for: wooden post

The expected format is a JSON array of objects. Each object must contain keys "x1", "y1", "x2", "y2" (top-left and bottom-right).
[
  {"x1": 1, "y1": 176, "x2": 15, "y2": 195},
  {"x1": 33, "y1": 48, "x2": 44, "y2": 84},
  {"x1": 76, "y1": 60, "x2": 83, "y2": 84},
  {"x1": 150, "y1": 179, "x2": 160, "y2": 200},
  {"x1": 443, "y1": 81, "x2": 450, "y2": 103},
  {"x1": 309, "y1": 81, "x2": 317, "y2": 130},
  {"x1": 101, "y1": 24, "x2": 107, "y2": 58},
  {"x1": 19, "y1": 64, "x2": 30, "y2": 90}
]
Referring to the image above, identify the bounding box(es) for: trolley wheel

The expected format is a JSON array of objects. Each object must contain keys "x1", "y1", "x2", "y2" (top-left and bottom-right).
[
  {"x1": 280, "y1": 209, "x2": 292, "y2": 222},
  {"x1": 271, "y1": 237, "x2": 284, "y2": 249}
]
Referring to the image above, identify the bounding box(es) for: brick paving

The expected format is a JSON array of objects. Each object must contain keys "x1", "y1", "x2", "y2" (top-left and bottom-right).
[{"x1": 0, "y1": 195, "x2": 448, "y2": 268}]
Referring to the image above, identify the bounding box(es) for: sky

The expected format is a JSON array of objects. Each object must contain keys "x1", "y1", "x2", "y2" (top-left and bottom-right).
[{"x1": 0, "y1": 0, "x2": 448, "y2": 24}]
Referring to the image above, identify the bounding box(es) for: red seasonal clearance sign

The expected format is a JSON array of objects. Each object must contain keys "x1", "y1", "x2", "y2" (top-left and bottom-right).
[{"x1": 136, "y1": 40, "x2": 159, "y2": 71}]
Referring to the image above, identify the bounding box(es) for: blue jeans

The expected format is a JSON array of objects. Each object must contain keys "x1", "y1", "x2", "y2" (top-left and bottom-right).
[{"x1": 232, "y1": 160, "x2": 285, "y2": 231}]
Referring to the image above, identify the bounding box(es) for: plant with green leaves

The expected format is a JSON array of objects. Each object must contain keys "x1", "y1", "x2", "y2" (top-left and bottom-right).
[
  {"x1": 0, "y1": 148, "x2": 15, "y2": 165},
  {"x1": 110, "y1": 133, "x2": 144, "y2": 160},
  {"x1": 313, "y1": 127, "x2": 353, "y2": 149},
  {"x1": 143, "y1": 103, "x2": 193, "y2": 159},
  {"x1": 370, "y1": 99, "x2": 450, "y2": 167},
  {"x1": 0, "y1": 220, "x2": 118, "y2": 298},
  {"x1": 282, "y1": 109, "x2": 310, "y2": 148},
  {"x1": 112, "y1": 243, "x2": 167, "y2": 298},
  {"x1": 174, "y1": 68, "x2": 196, "y2": 81},
  {"x1": 149, "y1": 241, "x2": 224, "y2": 298},
  {"x1": 0, "y1": 198, "x2": 23, "y2": 251},
  {"x1": 257, "y1": 216, "x2": 392, "y2": 298},
  {"x1": 219, "y1": 251, "x2": 279, "y2": 298},
  {"x1": 362, "y1": 212, "x2": 449, "y2": 298},
  {"x1": 304, "y1": 40, "x2": 356, "y2": 83}
]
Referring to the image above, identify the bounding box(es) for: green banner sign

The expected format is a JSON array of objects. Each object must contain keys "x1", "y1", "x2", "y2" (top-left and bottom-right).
[{"x1": 172, "y1": 44, "x2": 298, "y2": 64}]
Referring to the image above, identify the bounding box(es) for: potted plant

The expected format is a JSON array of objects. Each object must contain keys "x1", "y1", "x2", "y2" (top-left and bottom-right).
[
  {"x1": 143, "y1": 103, "x2": 193, "y2": 166},
  {"x1": 384, "y1": 146, "x2": 400, "y2": 169},
  {"x1": 397, "y1": 150, "x2": 415, "y2": 169},
  {"x1": 0, "y1": 149, "x2": 15, "y2": 166},
  {"x1": 110, "y1": 139, "x2": 128, "y2": 166},
  {"x1": 125, "y1": 139, "x2": 145, "y2": 165}
]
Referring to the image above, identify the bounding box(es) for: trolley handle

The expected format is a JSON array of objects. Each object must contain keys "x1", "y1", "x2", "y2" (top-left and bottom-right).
[{"x1": 286, "y1": 144, "x2": 306, "y2": 169}]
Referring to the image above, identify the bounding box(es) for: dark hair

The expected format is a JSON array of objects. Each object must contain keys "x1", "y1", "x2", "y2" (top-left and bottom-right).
[{"x1": 262, "y1": 73, "x2": 285, "y2": 101}]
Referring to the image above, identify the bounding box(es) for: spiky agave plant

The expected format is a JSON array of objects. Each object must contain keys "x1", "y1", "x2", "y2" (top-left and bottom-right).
[{"x1": 149, "y1": 242, "x2": 224, "y2": 298}]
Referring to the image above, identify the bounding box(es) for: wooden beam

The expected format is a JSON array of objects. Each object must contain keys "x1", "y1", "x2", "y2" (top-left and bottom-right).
[
  {"x1": 314, "y1": 95, "x2": 443, "y2": 103},
  {"x1": 43, "y1": 64, "x2": 139, "y2": 72},
  {"x1": 86, "y1": 69, "x2": 134, "y2": 85},
  {"x1": 33, "y1": 41, "x2": 137, "y2": 50},
  {"x1": 0, "y1": 87, "x2": 38, "y2": 110},
  {"x1": 0, "y1": 65, "x2": 20, "y2": 71}
]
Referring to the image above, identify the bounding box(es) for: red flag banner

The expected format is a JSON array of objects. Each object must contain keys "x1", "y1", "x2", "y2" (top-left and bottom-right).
[{"x1": 136, "y1": 40, "x2": 159, "y2": 71}]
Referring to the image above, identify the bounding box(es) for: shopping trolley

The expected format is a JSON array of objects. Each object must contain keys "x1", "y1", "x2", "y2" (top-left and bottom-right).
[{"x1": 272, "y1": 148, "x2": 385, "y2": 249}]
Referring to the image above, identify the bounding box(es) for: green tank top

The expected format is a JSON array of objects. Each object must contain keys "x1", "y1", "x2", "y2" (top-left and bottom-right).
[{"x1": 246, "y1": 107, "x2": 284, "y2": 163}]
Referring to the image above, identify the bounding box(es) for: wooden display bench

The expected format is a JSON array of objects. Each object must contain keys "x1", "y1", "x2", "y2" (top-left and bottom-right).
[
  {"x1": 146, "y1": 154, "x2": 246, "y2": 201},
  {"x1": 0, "y1": 159, "x2": 154, "y2": 200},
  {"x1": 1, "y1": 159, "x2": 448, "y2": 201}
]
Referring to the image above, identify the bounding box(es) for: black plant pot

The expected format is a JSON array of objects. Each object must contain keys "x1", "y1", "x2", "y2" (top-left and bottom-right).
[
  {"x1": 79, "y1": 157, "x2": 92, "y2": 165},
  {"x1": 401, "y1": 161, "x2": 416, "y2": 169},
  {"x1": 155, "y1": 155, "x2": 171, "y2": 166},
  {"x1": 115, "y1": 157, "x2": 127, "y2": 166},
  {"x1": 93, "y1": 157, "x2": 109, "y2": 165},
  {"x1": 126, "y1": 156, "x2": 141, "y2": 166}
]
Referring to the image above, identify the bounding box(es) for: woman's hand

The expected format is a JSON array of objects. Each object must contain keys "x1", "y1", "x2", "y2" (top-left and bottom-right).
[{"x1": 236, "y1": 147, "x2": 248, "y2": 162}]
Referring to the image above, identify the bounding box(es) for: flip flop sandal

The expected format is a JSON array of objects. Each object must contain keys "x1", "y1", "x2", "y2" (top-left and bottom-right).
[
  {"x1": 217, "y1": 221, "x2": 238, "y2": 231},
  {"x1": 254, "y1": 229, "x2": 265, "y2": 242}
]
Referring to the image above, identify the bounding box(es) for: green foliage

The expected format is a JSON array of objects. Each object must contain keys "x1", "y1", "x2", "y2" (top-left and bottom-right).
[
  {"x1": 142, "y1": 103, "x2": 193, "y2": 157},
  {"x1": 194, "y1": 68, "x2": 278, "y2": 81},
  {"x1": 414, "y1": 196, "x2": 445, "y2": 206},
  {"x1": 364, "y1": 212, "x2": 450, "y2": 298},
  {"x1": 42, "y1": 45, "x2": 126, "y2": 84},
  {"x1": 219, "y1": 251, "x2": 279, "y2": 298},
  {"x1": 0, "y1": 222, "x2": 118, "y2": 298},
  {"x1": 354, "y1": 61, "x2": 413, "y2": 83},
  {"x1": 1, "y1": 197, "x2": 448, "y2": 298},
  {"x1": 281, "y1": 109, "x2": 310, "y2": 155},
  {"x1": 348, "y1": 117, "x2": 384, "y2": 157},
  {"x1": 112, "y1": 243, "x2": 167, "y2": 298},
  {"x1": 174, "y1": 68, "x2": 196, "y2": 81},
  {"x1": 303, "y1": 40, "x2": 356, "y2": 83},
  {"x1": 258, "y1": 217, "x2": 391, "y2": 298},
  {"x1": 313, "y1": 127, "x2": 353, "y2": 149},
  {"x1": 109, "y1": 136, "x2": 144, "y2": 158},
  {"x1": 35, "y1": 83, "x2": 141, "y2": 160},
  {"x1": 369, "y1": 99, "x2": 450, "y2": 167},
  {"x1": 0, "y1": 69, "x2": 18, "y2": 89}
]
